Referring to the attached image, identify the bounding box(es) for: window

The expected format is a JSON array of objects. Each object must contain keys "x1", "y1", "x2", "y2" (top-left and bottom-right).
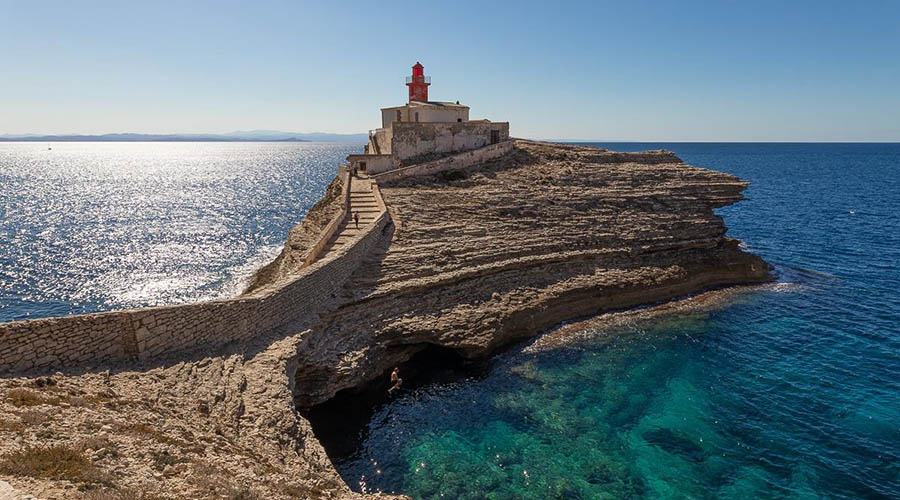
[
  {"x1": 396, "y1": 110, "x2": 401, "y2": 122},
  {"x1": 457, "y1": 118, "x2": 462, "y2": 122},
  {"x1": 491, "y1": 130, "x2": 500, "y2": 144},
  {"x1": 415, "y1": 112, "x2": 419, "y2": 122}
]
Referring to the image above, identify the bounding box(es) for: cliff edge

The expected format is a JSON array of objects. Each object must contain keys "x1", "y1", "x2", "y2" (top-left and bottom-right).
[{"x1": 0, "y1": 140, "x2": 771, "y2": 499}]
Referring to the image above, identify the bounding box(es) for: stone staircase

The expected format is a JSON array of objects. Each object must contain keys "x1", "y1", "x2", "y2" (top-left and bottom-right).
[{"x1": 317, "y1": 175, "x2": 381, "y2": 258}]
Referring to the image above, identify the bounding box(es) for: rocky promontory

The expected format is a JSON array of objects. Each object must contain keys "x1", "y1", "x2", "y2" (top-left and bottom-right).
[{"x1": 0, "y1": 140, "x2": 771, "y2": 499}]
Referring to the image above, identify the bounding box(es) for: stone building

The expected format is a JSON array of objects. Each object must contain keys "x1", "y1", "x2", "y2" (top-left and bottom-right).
[{"x1": 347, "y1": 62, "x2": 510, "y2": 175}]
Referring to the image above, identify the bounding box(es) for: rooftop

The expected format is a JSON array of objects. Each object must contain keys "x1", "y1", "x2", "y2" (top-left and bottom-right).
[{"x1": 382, "y1": 101, "x2": 469, "y2": 111}]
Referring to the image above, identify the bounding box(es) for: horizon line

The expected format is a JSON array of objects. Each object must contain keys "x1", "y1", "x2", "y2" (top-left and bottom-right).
[{"x1": 2, "y1": 137, "x2": 898, "y2": 144}]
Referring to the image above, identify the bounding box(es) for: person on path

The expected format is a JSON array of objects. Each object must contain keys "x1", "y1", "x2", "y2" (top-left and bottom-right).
[
  {"x1": 388, "y1": 367, "x2": 403, "y2": 394},
  {"x1": 354, "y1": 211, "x2": 359, "y2": 229}
]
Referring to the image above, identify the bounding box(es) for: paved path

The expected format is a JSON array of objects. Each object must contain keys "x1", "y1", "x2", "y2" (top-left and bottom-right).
[{"x1": 316, "y1": 175, "x2": 380, "y2": 260}]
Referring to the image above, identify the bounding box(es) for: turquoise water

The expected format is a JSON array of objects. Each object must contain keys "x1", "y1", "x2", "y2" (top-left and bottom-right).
[
  {"x1": 0, "y1": 142, "x2": 360, "y2": 322},
  {"x1": 332, "y1": 144, "x2": 900, "y2": 499}
]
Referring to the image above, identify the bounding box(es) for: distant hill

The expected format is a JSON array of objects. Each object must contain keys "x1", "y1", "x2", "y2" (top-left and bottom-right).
[
  {"x1": 0, "y1": 131, "x2": 368, "y2": 143},
  {"x1": 221, "y1": 130, "x2": 369, "y2": 142}
]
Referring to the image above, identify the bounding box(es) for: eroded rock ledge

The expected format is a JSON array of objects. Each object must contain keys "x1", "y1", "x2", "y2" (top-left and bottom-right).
[
  {"x1": 292, "y1": 140, "x2": 770, "y2": 406},
  {"x1": 0, "y1": 141, "x2": 770, "y2": 499}
]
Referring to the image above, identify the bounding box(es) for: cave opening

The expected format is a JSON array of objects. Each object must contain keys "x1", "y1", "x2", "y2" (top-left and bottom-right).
[{"x1": 302, "y1": 344, "x2": 491, "y2": 465}]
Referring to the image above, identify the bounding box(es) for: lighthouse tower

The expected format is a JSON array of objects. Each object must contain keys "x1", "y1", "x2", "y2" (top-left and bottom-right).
[{"x1": 406, "y1": 62, "x2": 430, "y2": 103}]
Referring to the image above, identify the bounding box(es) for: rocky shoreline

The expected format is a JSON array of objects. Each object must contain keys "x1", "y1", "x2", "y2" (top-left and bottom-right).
[{"x1": 0, "y1": 140, "x2": 771, "y2": 499}]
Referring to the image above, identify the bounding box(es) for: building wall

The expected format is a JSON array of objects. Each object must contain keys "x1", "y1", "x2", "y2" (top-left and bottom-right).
[
  {"x1": 390, "y1": 122, "x2": 510, "y2": 162},
  {"x1": 347, "y1": 154, "x2": 395, "y2": 175},
  {"x1": 374, "y1": 140, "x2": 515, "y2": 183},
  {"x1": 381, "y1": 105, "x2": 469, "y2": 128},
  {"x1": 0, "y1": 186, "x2": 393, "y2": 374},
  {"x1": 381, "y1": 108, "x2": 401, "y2": 129},
  {"x1": 413, "y1": 106, "x2": 468, "y2": 123},
  {"x1": 370, "y1": 129, "x2": 392, "y2": 155}
]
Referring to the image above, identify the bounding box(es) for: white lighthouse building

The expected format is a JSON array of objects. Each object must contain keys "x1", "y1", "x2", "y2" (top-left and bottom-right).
[{"x1": 347, "y1": 62, "x2": 509, "y2": 175}]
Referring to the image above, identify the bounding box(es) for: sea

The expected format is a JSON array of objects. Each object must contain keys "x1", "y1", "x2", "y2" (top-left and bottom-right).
[
  {"x1": 2, "y1": 142, "x2": 899, "y2": 498},
  {"x1": 0, "y1": 141, "x2": 362, "y2": 322},
  {"x1": 327, "y1": 143, "x2": 900, "y2": 499}
]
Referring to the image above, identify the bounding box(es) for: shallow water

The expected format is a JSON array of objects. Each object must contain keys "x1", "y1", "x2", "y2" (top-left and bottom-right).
[
  {"x1": 331, "y1": 143, "x2": 900, "y2": 499},
  {"x1": 0, "y1": 141, "x2": 361, "y2": 322}
]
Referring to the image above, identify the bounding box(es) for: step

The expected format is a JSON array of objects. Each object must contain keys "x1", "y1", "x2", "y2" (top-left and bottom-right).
[{"x1": 336, "y1": 228, "x2": 368, "y2": 238}]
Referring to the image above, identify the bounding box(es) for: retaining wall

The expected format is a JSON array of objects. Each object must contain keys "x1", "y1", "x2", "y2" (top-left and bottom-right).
[
  {"x1": 391, "y1": 122, "x2": 510, "y2": 161},
  {"x1": 0, "y1": 179, "x2": 392, "y2": 374},
  {"x1": 347, "y1": 154, "x2": 396, "y2": 176},
  {"x1": 374, "y1": 140, "x2": 515, "y2": 183}
]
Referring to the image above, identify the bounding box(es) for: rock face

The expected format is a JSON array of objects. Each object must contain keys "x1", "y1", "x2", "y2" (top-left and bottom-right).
[
  {"x1": 291, "y1": 140, "x2": 770, "y2": 406},
  {"x1": 0, "y1": 141, "x2": 770, "y2": 499},
  {"x1": 243, "y1": 175, "x2": 345, "y2": 294}
]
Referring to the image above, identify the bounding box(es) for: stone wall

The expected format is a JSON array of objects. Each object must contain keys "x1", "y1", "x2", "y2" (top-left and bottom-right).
[
  {"x1": 374, "y1": 140, "x2": 515, "y2": 183},
  {"x1": 301, "y1": 170, "x2": 351, "y2": 267},
  {"x1": 380, "y1": 105, "x2": 470, "y2": 129},
  {"x1": 376, "y1": 129, "x2": 391, "y2": 155},
  {"x1": 0, "y1": 183, "x2": 392, "y2": 375},
  {"x1": 390, "y1": 121, "x2": 510, "y2": 161},
  {"x1": 347, "y1": 154, "x2": 395, "y2": 175},
  {"x1": 366, "y1": 129, "x2": 392, "y2": 156}
]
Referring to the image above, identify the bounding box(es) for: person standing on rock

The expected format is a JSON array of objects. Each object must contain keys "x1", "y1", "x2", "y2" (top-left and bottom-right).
[
  {"x1": 354, "y1": 211, "x2": 360, "y2": 229},
  {"x1": 388, "y1": 367, "x2": 402, "y2": 394}
]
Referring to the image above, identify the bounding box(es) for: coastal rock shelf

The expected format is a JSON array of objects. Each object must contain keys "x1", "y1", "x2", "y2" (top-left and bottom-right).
[
  {"x1": 292, "y1": 140, "x2": 770, "y2": 407},
  {"x1": 0, "y1": 141, "x2": 770, "y2": 499}
]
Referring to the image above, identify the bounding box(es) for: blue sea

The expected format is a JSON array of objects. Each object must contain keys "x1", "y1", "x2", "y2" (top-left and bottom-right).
[
  {"x1": 0, "y1": 142, "x2": 362, "y2": 322},
  {"x1": 328, "y1": 143, "x2": 900, "y2": 499},
  {"x1": 2, "y1": 142, "x2": 899, "y2": 498}
]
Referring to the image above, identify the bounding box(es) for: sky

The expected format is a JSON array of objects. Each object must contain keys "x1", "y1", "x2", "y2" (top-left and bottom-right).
[{"x1": 1, "y1": 0, "x2": 899, "y2": 141}]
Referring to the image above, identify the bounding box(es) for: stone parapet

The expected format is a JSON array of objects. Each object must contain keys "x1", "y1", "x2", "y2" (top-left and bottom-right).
[
  {"x1": 301, "y1": 169, "x2": 351, "y2": 267},
  {"x1": 373, "y1": 140, "x2": 515, "y2": 183}
]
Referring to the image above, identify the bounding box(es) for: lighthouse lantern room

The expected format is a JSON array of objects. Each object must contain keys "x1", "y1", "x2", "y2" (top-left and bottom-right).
[{"x1": 406, "y1": 62, "x2": 431, "y2": 102}]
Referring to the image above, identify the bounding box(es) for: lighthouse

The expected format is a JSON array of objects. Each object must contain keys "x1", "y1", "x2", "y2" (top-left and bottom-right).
[
  {"x1": 406, "y1": 62, "x2": 430, "y2": 103},
  {"x1": 348, "y1": 63, "x2": 510, "y2": 175}
]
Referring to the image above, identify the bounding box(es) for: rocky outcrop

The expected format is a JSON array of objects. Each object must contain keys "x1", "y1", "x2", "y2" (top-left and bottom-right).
[
  {"x1": 291, "y1": 140, "x2": 770, "y2": 406},
  {"x1": 0, "y1": 141, "x2": 770, "y2": 499},
  {"x1": 243, "y1": 175, "x2": 345, "y2": 294}
]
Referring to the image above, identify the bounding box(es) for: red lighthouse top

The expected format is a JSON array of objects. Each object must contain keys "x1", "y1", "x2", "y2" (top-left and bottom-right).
[{"x1": 406, "y1": 62, "x2": 430, "y2": 103}]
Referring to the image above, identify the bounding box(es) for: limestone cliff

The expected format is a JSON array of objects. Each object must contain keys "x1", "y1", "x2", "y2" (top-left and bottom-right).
[
  {"x1": 243, "y1": 174, "x2": 345, "y2": 294},
  {"x1": 291, "y1": 140, "x2": 770, "y2": 406},
  {"x1": 0, "y1": 141, "x2": 770, "y2": 499}
]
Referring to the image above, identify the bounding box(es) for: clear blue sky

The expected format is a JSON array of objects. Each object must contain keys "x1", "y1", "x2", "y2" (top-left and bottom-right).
[{"x1": 2, "y1": 0, "x2": 898, "y2": 141}]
